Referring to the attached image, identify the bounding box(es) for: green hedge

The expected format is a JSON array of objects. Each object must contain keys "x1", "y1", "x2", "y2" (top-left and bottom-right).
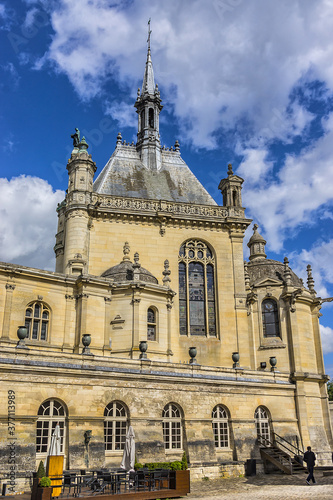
[{"x1": 135, "y1": 452, "x2": 188, "y2": 471}]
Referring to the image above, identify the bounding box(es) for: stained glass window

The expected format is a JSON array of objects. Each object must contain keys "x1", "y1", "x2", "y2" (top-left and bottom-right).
[
  {"x1": 178, "y1": 240, "x2": 216, "y2": 336},
  {"x1": 262, "y1": 299, "x2": 280, "y2": 337}
]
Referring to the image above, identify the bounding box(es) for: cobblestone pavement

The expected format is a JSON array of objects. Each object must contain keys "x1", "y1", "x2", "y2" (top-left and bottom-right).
[{"x1": 187, "y1": 471, "x2": 333, "y2": 500}]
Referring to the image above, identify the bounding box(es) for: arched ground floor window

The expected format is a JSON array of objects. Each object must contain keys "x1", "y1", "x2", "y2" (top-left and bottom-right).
[
  {"x1": 104, "y1": 401, "x2": 128, "y2": 452},
  {"x1": 162, "y1": 403, "x2": 183, "y2": 450},
  {"x1": 36, "y1": 399, "x2": 66, "y2": 460},
  {"x1": 255, "y1": 406, "x2": 272, "y2": 445}
]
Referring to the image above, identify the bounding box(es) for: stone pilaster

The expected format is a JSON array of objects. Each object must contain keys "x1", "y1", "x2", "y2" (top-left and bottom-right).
[{"x1": 1, "y1": 282, "x2": 16, "y2": 339}]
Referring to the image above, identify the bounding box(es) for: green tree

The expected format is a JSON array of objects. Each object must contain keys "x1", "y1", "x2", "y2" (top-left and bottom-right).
[
  {"x1": 327, "y1": 381, "x2": 333, "y2": 401},
  {"x1": 36, "y1": 460, "x2": 46, "y2": 479}
]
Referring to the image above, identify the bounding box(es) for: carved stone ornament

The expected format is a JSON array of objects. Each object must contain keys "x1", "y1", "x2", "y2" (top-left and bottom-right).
[
  {"x1": 282, "y1": 288, "x2": 303, "y2": 312},
  {"x1": 246, "y1": 291, "x2": 258, "y2": 316}
]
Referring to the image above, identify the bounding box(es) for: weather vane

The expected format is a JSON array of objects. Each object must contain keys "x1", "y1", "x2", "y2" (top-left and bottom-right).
[{"x1": 147, "y1": 18, "x2": 152, "y2": 49}]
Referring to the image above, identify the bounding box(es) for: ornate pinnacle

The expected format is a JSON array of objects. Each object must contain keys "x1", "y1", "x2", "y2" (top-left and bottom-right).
[
  {"x1": 116, "y1": 132, "x2": 122, "y2": 146},
  {"x1": 284, "y1": 257, "x2": 292, "y2": 286},
  {"x1": 133, "y1": 252, "x2": 141, "y2": 268},
  {"x1": 123, "y1": 242, "x2": 130, "y2": 261},
  {"x1": 227, "y1": 163, "x2": 233, "y2": 176},
  {"x1": 307, "y1": 264, "x2": 316, "y2": 294},
  {"x1": 79, "y1": 136, "x2": 89, "y2": 151},
  {"x1": 174, "y1": 140, "x2": 180, "y2": 152},
  {"x1": 147, "y1": 18, "x2": 152, "y2": 50},
  {"x1": 162, "y1": 259, "x2": 171, "y2": 286}
]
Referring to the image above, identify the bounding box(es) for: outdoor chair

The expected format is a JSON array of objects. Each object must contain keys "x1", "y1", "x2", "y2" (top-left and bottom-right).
[
  {"x1": 62, "y1": 473, "x2": 80, "y2": 497},
  {"x1": 113, "y1": 471, "x2": 128, "y2": 494},
  {"x1": 92, "y1": 472, "x2": 112, "y2": 495}
]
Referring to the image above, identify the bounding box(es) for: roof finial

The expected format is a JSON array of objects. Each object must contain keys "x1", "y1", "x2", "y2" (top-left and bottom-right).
[
  {"x1": 123, "y1": 242, "x2": 130, "y2": 261},
  {"x1": 147, "y1": 18, "x2": 152, "y2": 51},
  {"x1": 307, "y1": 264, "x2": 316, "y2": 294}
]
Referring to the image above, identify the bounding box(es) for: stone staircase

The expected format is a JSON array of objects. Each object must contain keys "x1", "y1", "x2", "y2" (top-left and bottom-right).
[
  {"x1": 258, "y1": 433, "x2": 307, "y2": 475},
  {"x1": 260, "y1": 445, "x2": 306, "y2": 474}
]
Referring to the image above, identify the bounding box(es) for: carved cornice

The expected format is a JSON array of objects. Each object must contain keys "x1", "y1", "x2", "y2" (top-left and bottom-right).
[{"x1": 86, "y1": 195, "x2": 251, "y2": 232}]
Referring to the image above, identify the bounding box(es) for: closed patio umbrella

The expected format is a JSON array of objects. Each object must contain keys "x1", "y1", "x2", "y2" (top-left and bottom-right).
[
  {"x1": 120, "y1": 426, "x2": 135, "y2": 471},
  {"x1": 48, "y1": 423, "x2": 61, "y2": 456}
]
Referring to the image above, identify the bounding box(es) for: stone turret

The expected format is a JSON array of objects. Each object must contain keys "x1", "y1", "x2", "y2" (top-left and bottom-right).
[
  {"x1": 247, "y1": 224, "x2": 267, "y2": 261},
  {"x1": 218, "y1": 163, "x2": 244, "y2": 207},
  {"x1": 54, "y1": 134, "x2": 96, "y2": 275}
]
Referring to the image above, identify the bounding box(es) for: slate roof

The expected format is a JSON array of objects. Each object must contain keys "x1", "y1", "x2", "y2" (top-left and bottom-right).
[
  {"x1": 93, "y1": 144, "x2": 217, "y2": 205},
  {"x1": 247, "y1": 259, "x2": 303, "y2": 288}
]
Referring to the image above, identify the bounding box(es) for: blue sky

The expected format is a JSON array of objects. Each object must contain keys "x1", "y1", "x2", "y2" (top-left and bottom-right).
[{"x1": 0, "y1": 0, "x2": 333, "y2": 376}]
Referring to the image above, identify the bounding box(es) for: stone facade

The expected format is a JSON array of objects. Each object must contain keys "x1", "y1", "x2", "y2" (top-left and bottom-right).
[{"x1": 0, "y1": 41, "x2": 332, "y2": 492}]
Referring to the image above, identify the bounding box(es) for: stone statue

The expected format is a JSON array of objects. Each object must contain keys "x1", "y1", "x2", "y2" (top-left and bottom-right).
[{"x1": 71, "y1": 128, "x2": 80, "y2": 147}]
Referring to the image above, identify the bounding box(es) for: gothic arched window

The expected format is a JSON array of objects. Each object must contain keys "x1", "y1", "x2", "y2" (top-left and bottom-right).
[
  {"x1": 178, "y1": 240, "x2": 217, "y2": 336},
  {"x1": 162, "y1": 403, "x2": 183, "y2": 450},
  {"x1": 104, "y1": 401, "x2": 128, "y2": 451},
  {"x1": 36, "y1": 399, "x2": 66, "y2": 458},
  {"x1": 25, "y1": 302, "x2": 50, "y2": 341},
  {"x1": 262, "y1": 299, "x2": 280, "y2": 337},
  {"x1": 212, "y1": 405, "x2": 230, "y2": 448}
]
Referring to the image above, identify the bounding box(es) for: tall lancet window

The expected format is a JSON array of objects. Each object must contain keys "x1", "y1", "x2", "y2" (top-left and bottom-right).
[
  {"x1": 140, "y1": 110, "x2": 145, "y2": 132},
  {"x1": 149, "y1": 108, "x2": 154, "y2": 128},
  {"x1": 178, "y1": 240, "x2": 217, "y2": 336}
]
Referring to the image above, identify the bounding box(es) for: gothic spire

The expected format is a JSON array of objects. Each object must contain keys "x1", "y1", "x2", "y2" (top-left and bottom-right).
[
  {"x1": 141, "y1": 18, "x2": 156, "y2": 96},
  {"x1": 135, "y1": 19, "x2": 163, "y2": 170}
]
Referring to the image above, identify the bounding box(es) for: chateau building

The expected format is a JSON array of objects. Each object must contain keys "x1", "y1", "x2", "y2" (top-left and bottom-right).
[{"x1": 0, "y1": 39, "x2": 332, "y2": 486}]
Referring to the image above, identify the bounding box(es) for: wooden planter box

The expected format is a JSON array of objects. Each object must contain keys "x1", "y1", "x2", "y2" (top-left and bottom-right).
[
  {"x1": 36, "y1": 487, "x2": 52, "y2": 500},
  {"x1": 169, "y1": 469, "x2": 190, "y2": 495}
]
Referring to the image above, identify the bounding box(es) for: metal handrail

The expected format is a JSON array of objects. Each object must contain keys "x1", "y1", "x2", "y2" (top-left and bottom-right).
[
  {"x1": 273, "y1": 432, "x2": 304, "y2": 456},
  {"x1": 257, "y1": 434, "x2": 293, "y2": 474}
]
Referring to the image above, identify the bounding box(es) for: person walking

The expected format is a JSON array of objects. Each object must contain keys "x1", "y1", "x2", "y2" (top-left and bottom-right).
[{"x1": 304, "y1": 446, "x2": 316, "y2": 485}]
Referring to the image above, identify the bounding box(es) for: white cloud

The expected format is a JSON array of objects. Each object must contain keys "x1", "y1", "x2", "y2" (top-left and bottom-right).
[
  {"x1": 2, "y1": 62, "x2": 20, "y2": 88},
  {"x1": 105, "y1": 101, "x2": 137, "y2": 129},
  {"x1": 0, "y1": 176, "x2": 65, "y2": 270},
  {"x1": 31, "y1": 0, "x2": 333, "y2": 148},
  {"x1": 320, "y1": 325, "x2": 333, "y2": 354},
  {"x1": 288, "y1": 239, "x2": 333, "y2": 299},
  {"x1": 238, "y1": 113, "x2": 333, "y2": 252}
]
